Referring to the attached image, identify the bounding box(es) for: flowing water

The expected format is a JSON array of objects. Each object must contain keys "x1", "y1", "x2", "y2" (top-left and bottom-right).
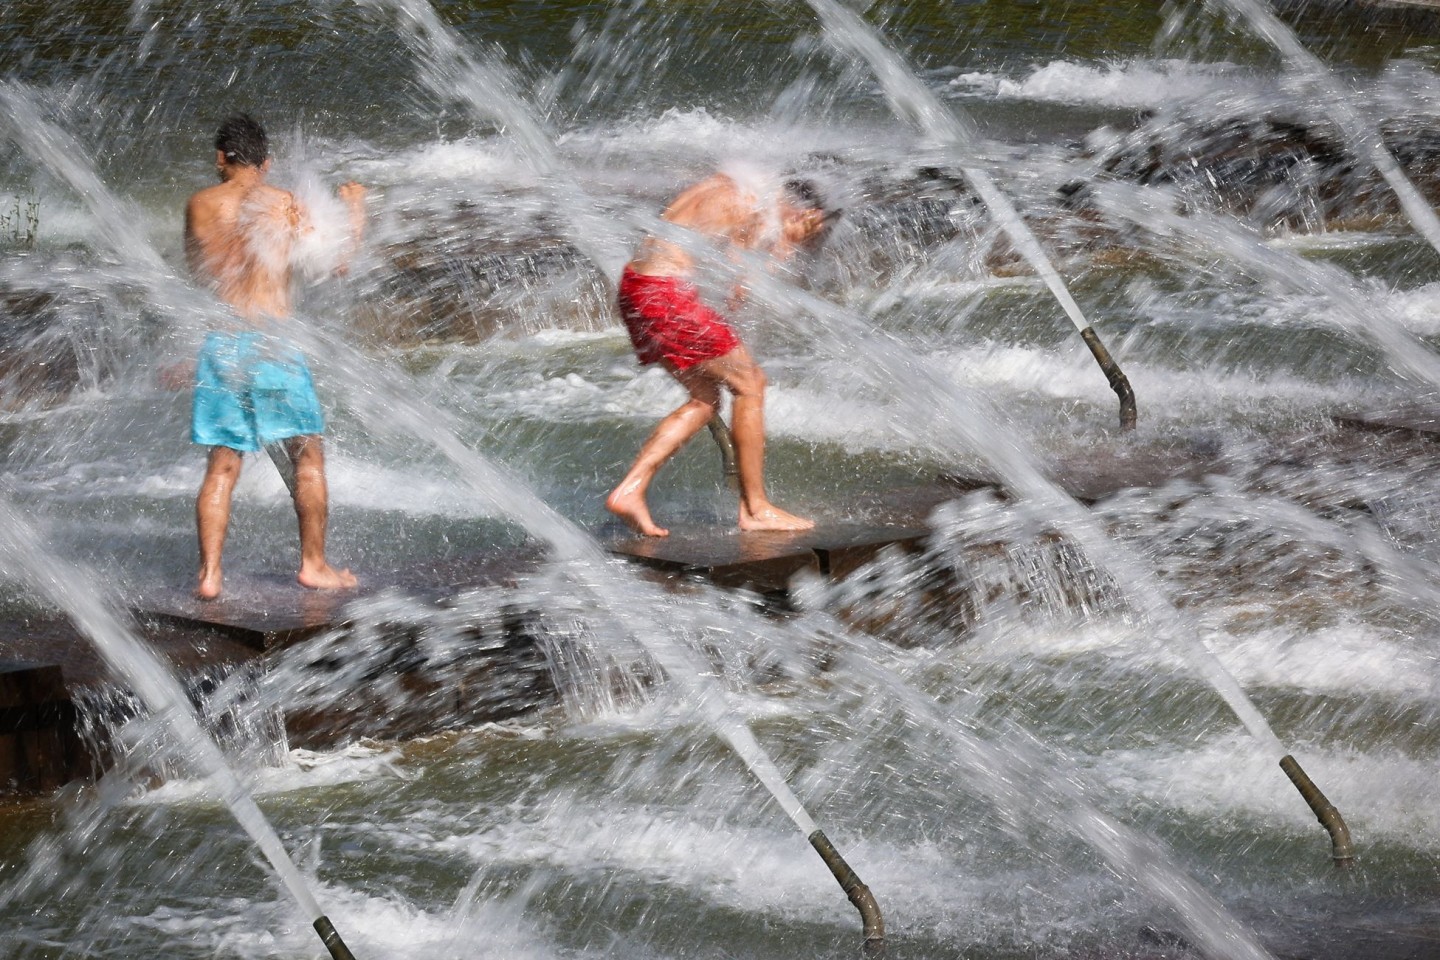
[{"x1": 3, "y1": 1, "x2": 1440, "y2": 958}]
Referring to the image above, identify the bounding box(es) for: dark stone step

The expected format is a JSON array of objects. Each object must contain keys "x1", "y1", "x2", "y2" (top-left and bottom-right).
[{"x1": 0, "y1": 660, "x2": 87, "y2": 794}]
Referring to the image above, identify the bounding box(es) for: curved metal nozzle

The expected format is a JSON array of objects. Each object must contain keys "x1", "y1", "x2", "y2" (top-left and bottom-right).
[
  {"x1": 809, "y1": 828, "x2": 886, "y2": 955},
  {"x1": 707, "y1": 413, "x2": 740, "y2": 490},
  {"x1": 1279, "y1": 754, "x2": 1355, "y2": 867},
  {"x1": 265, "y1": 441, "x2": 299, "y2": 497},
  {"x1": 314, "y1": 915, "x2": 358, "y2": 960},
  {"x1": 1079, "y1": 326, "x2": 1137, "y2": 431}
]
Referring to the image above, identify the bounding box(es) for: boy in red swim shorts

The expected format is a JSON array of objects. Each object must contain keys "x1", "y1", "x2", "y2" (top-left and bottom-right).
[{"x1": 607, "y1": 172, "x2": 835, "y2": 537}]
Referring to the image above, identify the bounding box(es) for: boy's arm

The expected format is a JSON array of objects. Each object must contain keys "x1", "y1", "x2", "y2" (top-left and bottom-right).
[
  {"x1": 723, "y1": 195, "x2": 766, "y2": 309},
  {"x1": 335, "y1": 181, "x2": 367, "y2": 276}
]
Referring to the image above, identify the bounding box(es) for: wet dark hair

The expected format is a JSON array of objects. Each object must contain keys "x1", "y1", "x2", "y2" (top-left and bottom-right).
[
  {"x1": 783, "y1": 177, "x2": 842, "y2": 226},
  {"x1": 783, "y1": 177, "x2": 825, "y2": 211},
  {"x1": 215, "y1": 113, "x2": 268, "y2": 167}
]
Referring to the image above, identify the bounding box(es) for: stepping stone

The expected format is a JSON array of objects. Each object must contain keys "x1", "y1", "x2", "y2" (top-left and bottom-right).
[
  {"x1": 131, "y1": 547, "x2": 547, "y2": 652},
  {"x1": 610, "y1": 522, "x2": 937, "y2": 594},
  {"x1": 0, "y1": 660, "x2": 85, "y2": 793},
  {"x1": 1334, "y1": 404, "x2": 1440, "y2": 441}
]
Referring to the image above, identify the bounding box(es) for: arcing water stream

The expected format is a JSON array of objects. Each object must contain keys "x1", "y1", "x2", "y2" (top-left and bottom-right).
[
  {"x1": 0, "y1": 497, "x2": 357, "y2": 959},
  {"x1": 0, "y1": 44, "x2": 887, "y2": 953},
  {"x1": 798, "y1": 0, "x2": 1138, "y2": 429},
  {"x1": 4, "y1": 1, "x2": 1440, "y2": 958},
  {"x1": 1212, "y1": 0, "x2": 1440, "y2": 257},
  {"x1": 782, "y1": 0, "x2": 1300, "y2": 760}
]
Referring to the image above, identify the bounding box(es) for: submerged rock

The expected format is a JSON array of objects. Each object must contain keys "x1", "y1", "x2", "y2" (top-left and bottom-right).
[
  {"x1": 354, "y1": 203, "x2": 615, "y2": 347},
  {"x1": 0, "y1": 286, "x2": 77, "y2": 410},
  {"x1": 1067, "y1": 110, "x2": 1440, "y2": 233}
]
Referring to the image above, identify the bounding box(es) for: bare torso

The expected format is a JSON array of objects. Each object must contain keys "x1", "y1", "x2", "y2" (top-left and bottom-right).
[
  {"x1": 626, "y1": 174, "x2": 767, "y2": 278},
  {"x1": 185, "y1": 171, "x2": 301, "y2": 322}
]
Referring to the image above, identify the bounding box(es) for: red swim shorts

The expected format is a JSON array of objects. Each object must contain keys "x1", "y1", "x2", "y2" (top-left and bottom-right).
[{"x1": 617, "y1": 267, "x2": 740, "y2": 372}]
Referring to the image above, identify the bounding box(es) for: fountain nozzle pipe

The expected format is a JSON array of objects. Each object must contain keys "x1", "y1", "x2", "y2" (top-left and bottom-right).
[
  {"x1": 707, "y1": 414, "x2": 739, "y2": 489},
  {"x1": 1078, "y1": 327, "x2": 1137, "y2": 431},
  {"x1": 809, "y1": 829, "x2": 886, "y2": 955},
  {"x1": 1279, "y1": 754, "x2": 1354, "y2": 867},
  {"x1": 314, "y1": 916, "x2": 358, "y2": 960},
  {"x1": 265, "y1": 442, "x2": 298, "y2": 496}
]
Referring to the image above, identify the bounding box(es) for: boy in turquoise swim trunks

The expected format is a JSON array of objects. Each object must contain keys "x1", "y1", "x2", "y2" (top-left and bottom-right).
[{"x1": 184, "y1": 113, "x2": 365, "y2": 599}]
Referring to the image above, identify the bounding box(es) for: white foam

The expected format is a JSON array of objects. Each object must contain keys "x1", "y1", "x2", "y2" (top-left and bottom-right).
[
  {"x1": 564, "y1": 107, "x2": 864, "y2": 174},
  {"x1": 410, "y1": 797, "x2": 916, "y2": 928},
  {"x1": 1207, "y1": 619, "x2": 1438, "y2": 698},
  {"x1": 968, "y1": 603, "x2": 1436, "y2": 698},
  {"x1": 129, "y1": 878, "x2": 564, "y2": 960},
  {"x1": 951, "y1": 58, "x2": 1259, "y2": 110},
  {"x1": 326, "y1": 451, "x2": 489, "y2": 517},
  {"x1": 1265, "y1": 230, "x2": 1398, "y2": 252},
  {"x1": 352, "y1": 137, "x2": 534, "y2": 187},
  {"x1": 1092, "y1": 733, "x2": 1440, "y2": 851},
  {"x1": 1382, "y1": 281, "x2": 1440, "y2": 337},
  {"x1": 136, "y1": 742, "x2": 407, "y2": 806}
]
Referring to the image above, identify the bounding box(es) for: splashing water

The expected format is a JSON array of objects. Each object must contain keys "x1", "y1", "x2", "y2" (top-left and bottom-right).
[
  {"x1": 1094, "y1": 180, "x2": 1440, "y2": 388},
  {"x1": 1213, "y1": 0, "x2": 1440, "y2": 257},
  {"x1": 0, "y1": 496, "x2": 331, "y2": 929},
  {"x1": 6, "y1": 3, "x2": 1440, "y2": 957}
]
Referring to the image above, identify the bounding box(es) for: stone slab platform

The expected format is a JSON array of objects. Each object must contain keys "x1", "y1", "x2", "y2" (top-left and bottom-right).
[
  {"x1": 0, "y1": 455, "x2": 1235, "y2": 794},
  {"x1": 132, "y1": 546, "x2": 548, "y2": 652},
  {"x1": 0, "y1": 547, "x2": 553, "y2": 793},
  {"x1": 1334, "y1": 404, "x2": 1440, "y2": 441},
  {"x1": 599, "y1": 444, "x2": 1233, "y2": 591},
  {"x1": 0, "y1": 422, "x2": 1392, "y2": 797},
  {"x1": 608, "y1": 519, "x2": 935, "y2": 592}
]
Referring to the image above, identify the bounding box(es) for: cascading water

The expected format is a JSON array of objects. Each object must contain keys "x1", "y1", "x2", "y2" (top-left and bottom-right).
[
  {"x1": 344, "y1": 6, "x2": 1325, "y2": 937},
  {"x1": 1, "y1": 30, "x2": 887, "y2": 952},
  {"x1": 4, "y1": 2, "x2": 1440, "y2": 959},
  {"x1": 762, "y1": 0, "x2": 1307, "y2": 773},
  {"x1": 1208, "y1": 0, "x2": 1440, "y2": 257},
  {"x1": 795, "y1": 0, "x2": 1137, "y2": 429},
  {"x1": 1093, "y1": 180, "x2": 1440, "y2": 389},
  {"x1": 0, "y1": 497, "x2": 358, "y2": 960}
]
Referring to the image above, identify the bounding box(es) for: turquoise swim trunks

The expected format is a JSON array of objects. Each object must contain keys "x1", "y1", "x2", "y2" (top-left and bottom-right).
[{"x1": 191, "y1": 331, "x2": 325, "y2": 452}]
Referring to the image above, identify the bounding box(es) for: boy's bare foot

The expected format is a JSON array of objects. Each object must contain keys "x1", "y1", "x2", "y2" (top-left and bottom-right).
[
  {"x1": 196, "y1": 568, "x2": 224, "y2": 601},
  {"x1": 297, "y1": 563, "x2": 358, "y2": 591},
  {"x1": 739, "y1": 502, "x2": 814, "y2": 533},
  {"x1": 606, "y1": 487, "x2": 669, "y2": 537}
]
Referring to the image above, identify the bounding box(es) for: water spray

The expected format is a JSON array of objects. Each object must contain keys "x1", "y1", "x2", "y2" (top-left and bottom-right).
[
  {"x1": 289, "y1": 170, "x2": 893, "y2": 930},
  {"x1": 1092, "y1": 182, "x2": 1440, "y2": 408},
  {"x1": 781, "y1": 0, "x2": 1367, "y2": 866},
  {"x1": 1210, "y1": 0, "x2": 1440, "y2": 261},
  {"x1": 354, "y1": 0, "x2": 738, "y2": 476},
  {"x1": 0, "y1": 82, "x2": 363, "y2": 959},
  {"x1": 0, "y1": 499, "x2": 361, "y2": 960},
  {"x1": 796, "y1": 0, "x2": 1137, "y2": 431},
  {"x1": 365, "y1": 0, "x2": 1328, "y2": 882},
  {"x1": 578, "y1": 567, "x2": 887, "y2": 953},
  {"x1": 327, "y1": 4, "x2": 891, "y2": 943},
  {"x1": 819, "y1": 632, "x2": 1280, "y2": 960}
]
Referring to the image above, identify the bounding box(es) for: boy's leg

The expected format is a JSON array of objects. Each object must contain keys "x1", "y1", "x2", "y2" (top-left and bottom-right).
[
  {"x1": 697, "y1": 347, "x2": 813, "y2": 532},
  {"x1": 196, "y1": 446, "x2": 243, "y2": 600},
  {"x1": 606, "y1": 370, "x2": 722, "y2": 537},
  {"x1": 286, "y1": 435, "x2": 357, "y2": 590}
]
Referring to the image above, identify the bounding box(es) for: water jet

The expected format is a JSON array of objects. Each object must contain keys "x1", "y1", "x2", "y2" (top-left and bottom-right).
[{"x1": 4, "y1": 3, "x2": 1439, "y2": 957}]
